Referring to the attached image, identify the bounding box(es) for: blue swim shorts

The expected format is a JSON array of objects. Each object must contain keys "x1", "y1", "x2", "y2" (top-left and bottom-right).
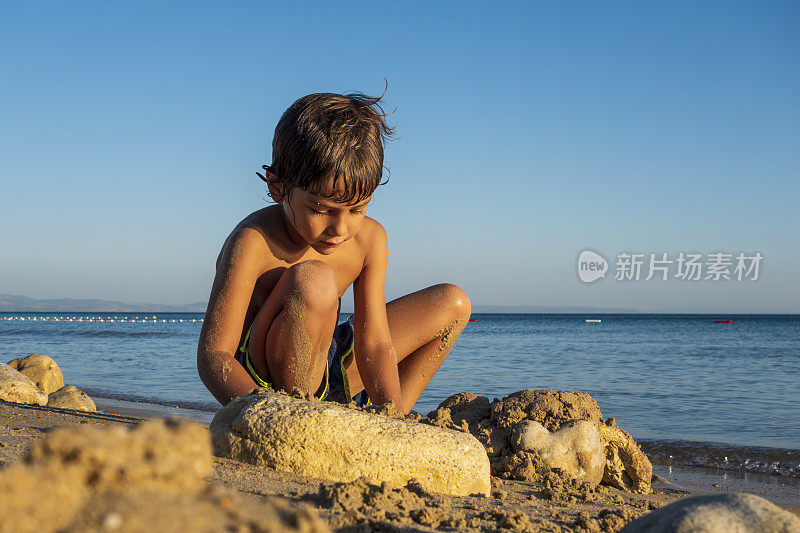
[{"x1": 235, "y1": 315, "x2": 371, "y2": 407}]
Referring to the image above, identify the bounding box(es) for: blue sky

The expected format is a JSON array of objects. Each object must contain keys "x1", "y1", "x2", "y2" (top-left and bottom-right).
[{"x1": 1, "y1": 1, "x2": 798, "y2": 312}]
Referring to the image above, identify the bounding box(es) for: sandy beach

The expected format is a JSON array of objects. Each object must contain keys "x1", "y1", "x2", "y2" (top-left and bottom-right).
[{"x1": 2, "y1": 397, "x2": 798, "y2": 532}]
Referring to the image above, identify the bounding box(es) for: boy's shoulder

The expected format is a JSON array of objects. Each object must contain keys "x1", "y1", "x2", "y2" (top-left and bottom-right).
[
  {"x1": 215, "y1": 207, "x2": 274, "y2": 269},
  {"x1": 353, "y1": 216, "x2": 388, "y2": 272},
  {"x1": 354, "y1": 216, "x2": 387, "y2": 248}
]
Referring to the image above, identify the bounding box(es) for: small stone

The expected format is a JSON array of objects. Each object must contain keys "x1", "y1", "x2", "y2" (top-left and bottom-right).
[{"x1": 47, "y1": 385, "x2": 97, "y2": 412}]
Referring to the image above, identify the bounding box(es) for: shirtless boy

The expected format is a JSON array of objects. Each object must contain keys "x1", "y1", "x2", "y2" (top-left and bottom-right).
[{"x1": 197, "y1": 91, "x2": 470, "y2": 414}]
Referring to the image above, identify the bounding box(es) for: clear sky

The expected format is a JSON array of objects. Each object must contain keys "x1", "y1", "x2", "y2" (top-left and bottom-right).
[{"x1": 1, "y1": 2, "x2": 798, "y2": 313}]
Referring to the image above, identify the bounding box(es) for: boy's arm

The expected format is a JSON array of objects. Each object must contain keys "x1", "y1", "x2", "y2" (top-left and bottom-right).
[
  {"x1": 352, "y1": 221, "x2": 404, "y2": 412},
  {"x1": 197, "y1": 228, "x2": 263, "y2": 405}
]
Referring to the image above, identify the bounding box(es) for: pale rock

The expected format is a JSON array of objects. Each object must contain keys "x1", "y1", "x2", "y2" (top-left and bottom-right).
[
  {"x1": 620, "y1": 493, "x2": 800, "y2": 533},
  {"x1": 47, "y1": 385, "x2": 97, "y2": 412},
  {"x1": 513, "y1": 419, "x2": 605, "y2": 486},
  {"x1": 0, "y1": 362, "x2": 48, "y2": 405},
  {"x1": 7, "y1": 354, "x2": 64, "y2": 394},
  {"x1": 210, "y1": 390, "x2": 491, "y2": 497},
  {"x1": 599, "y1": 418, "x2": 653, "y2": 494}
]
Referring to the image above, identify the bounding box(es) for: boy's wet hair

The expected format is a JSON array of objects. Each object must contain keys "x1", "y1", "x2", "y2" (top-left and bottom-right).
[{"x1": 258, "y1": 90, "x2": 395, "y2": 205}]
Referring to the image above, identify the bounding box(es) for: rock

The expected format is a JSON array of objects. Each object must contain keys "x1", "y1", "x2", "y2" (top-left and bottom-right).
[
  {"x1": 600, "y1": 418, "x2": 652, "y2": 494},
  {"x1": 0, "y1": 418, "x2": 329, "y2": 533},
  {"x1": 210, "y1": 390, "x2": 491, "y2": 496},
  {"x1": 0, "y1": 362, "x2": 48, "y2": 405},
  {"x1": 620, "y1": 493, "x2": 800, "y2": 533},
  {"x1": 47, "y1": 385, "x2": 97, "y2": 412},
  {"x1": 7, "y1": 354, "x2": 64, "y2": 394},
  {"x1": 513, "y1": 420, "x2": 605, "y2": 486}
]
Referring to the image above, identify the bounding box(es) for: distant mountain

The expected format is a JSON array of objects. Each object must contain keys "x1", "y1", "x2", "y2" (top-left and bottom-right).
[{"x1": 0, "y1": 295, "x2": 207, "y2": 313}]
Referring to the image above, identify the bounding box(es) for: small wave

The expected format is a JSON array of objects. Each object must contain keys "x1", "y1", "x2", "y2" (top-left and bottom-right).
[
  {"x1": 641, "y1": 439, "x2": 800, "y2": 478},
  {"x1": 0, "y1": 329, "x2": 174, "y2": 339},
  {"x1": 69, "y1": 330, "x2": 174, "y2": 338},
  {"x1": 0, "y1": 328, "x2": 41, "y2": 336},
  {"x1": 81, "y1": 388, "x2": 218, "y2": 412}
]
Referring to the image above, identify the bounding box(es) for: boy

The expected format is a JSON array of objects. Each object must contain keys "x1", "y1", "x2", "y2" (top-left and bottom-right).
[{"x1": 197, "y1": 91, "x2": 470, "y2": 414}]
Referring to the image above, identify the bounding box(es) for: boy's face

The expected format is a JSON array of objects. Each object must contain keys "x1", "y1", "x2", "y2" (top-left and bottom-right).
[{"x1": 281, "y1": 179, "x2": 372, "y2": 255}]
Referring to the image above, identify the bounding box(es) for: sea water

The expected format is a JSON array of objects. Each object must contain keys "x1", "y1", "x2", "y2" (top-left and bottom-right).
[{"x1": 2, "y1": 313, "x2": 798, "y2": 475}]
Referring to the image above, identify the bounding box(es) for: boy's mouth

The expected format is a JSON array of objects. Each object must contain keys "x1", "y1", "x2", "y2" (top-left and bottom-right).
[{"x1": 321, "y1": 240, "x2": 342, "y2": 248}]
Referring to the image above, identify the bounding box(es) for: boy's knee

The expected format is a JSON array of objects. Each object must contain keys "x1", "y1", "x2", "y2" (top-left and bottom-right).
[
  {"x1": 285, "y1": 260, "x2": 338, "y2": 311},
  {"x1": 435, "y1": 283, "x2": 471, "y2": 319}
]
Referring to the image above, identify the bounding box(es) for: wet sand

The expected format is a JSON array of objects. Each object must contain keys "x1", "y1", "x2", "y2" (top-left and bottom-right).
[{"x1": 1, "y1": 398, "x2": 797, "y2": 532}]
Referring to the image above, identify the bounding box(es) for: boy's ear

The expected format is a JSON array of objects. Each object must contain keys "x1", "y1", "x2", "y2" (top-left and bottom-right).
[{"x1": 265, "y1": 171, "x2": 285, "y2": 202}]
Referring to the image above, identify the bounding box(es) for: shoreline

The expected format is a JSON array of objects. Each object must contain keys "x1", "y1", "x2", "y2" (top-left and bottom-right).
[
  {"x1": 90, "y1": 395, "x2": 800, "y2": 507},
  {"x1": 1, "y1": 398, "x2": 798, "y2": 532},
  {"x1": 90, "y1": 394, "x2": 800, "y2": 480}
]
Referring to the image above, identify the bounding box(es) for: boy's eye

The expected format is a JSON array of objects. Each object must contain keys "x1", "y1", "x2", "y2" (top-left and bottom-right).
[
  {"x1": 309, "y1": 207, "x2": 328, "y2": 215},
  {"x1": 350, "y1": 209, "x2": 365, "y2": 215}
]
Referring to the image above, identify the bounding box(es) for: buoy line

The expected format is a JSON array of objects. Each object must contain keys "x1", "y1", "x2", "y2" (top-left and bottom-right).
[{"x1": 1, "y1": 316, "x2": 203, "y2": 323}]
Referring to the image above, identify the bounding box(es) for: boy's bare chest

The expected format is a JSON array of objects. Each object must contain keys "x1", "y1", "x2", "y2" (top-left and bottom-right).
[{"x1": 250, "y1": 250, "x2": 363, "y2": 310}]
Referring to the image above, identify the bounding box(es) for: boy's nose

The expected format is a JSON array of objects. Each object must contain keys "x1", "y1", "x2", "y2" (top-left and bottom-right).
[{"x1": 329, "y1": 214, "x2": 348, "y2": 236}]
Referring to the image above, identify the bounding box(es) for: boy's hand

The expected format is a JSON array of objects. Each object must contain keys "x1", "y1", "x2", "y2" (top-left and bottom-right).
[{"x1": 352, "y1": 221, "x2": 404, "y2": 412}]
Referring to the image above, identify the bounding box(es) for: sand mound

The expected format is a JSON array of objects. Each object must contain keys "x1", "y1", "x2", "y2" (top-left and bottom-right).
[
  {"x1": 313, "y1": 477, "x2": 471, "y2": 530},
  {"x1": 427, "y1": 389, "x2": 652, "y2": 493},
  {"x1": 65, "y1": 487, "x2": 328, "y2": 533},
  {"x1": 0, "y1": 418, "x2": 329, "y2": 533}
]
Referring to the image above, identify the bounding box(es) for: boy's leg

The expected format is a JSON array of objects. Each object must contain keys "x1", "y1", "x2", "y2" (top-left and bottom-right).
[
  {"x1": 247, "y1": 260, "x2": 339, "y2": 395},
  {"x1": 344, "y1": 283, "x2": 471, "y2": 411}
]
